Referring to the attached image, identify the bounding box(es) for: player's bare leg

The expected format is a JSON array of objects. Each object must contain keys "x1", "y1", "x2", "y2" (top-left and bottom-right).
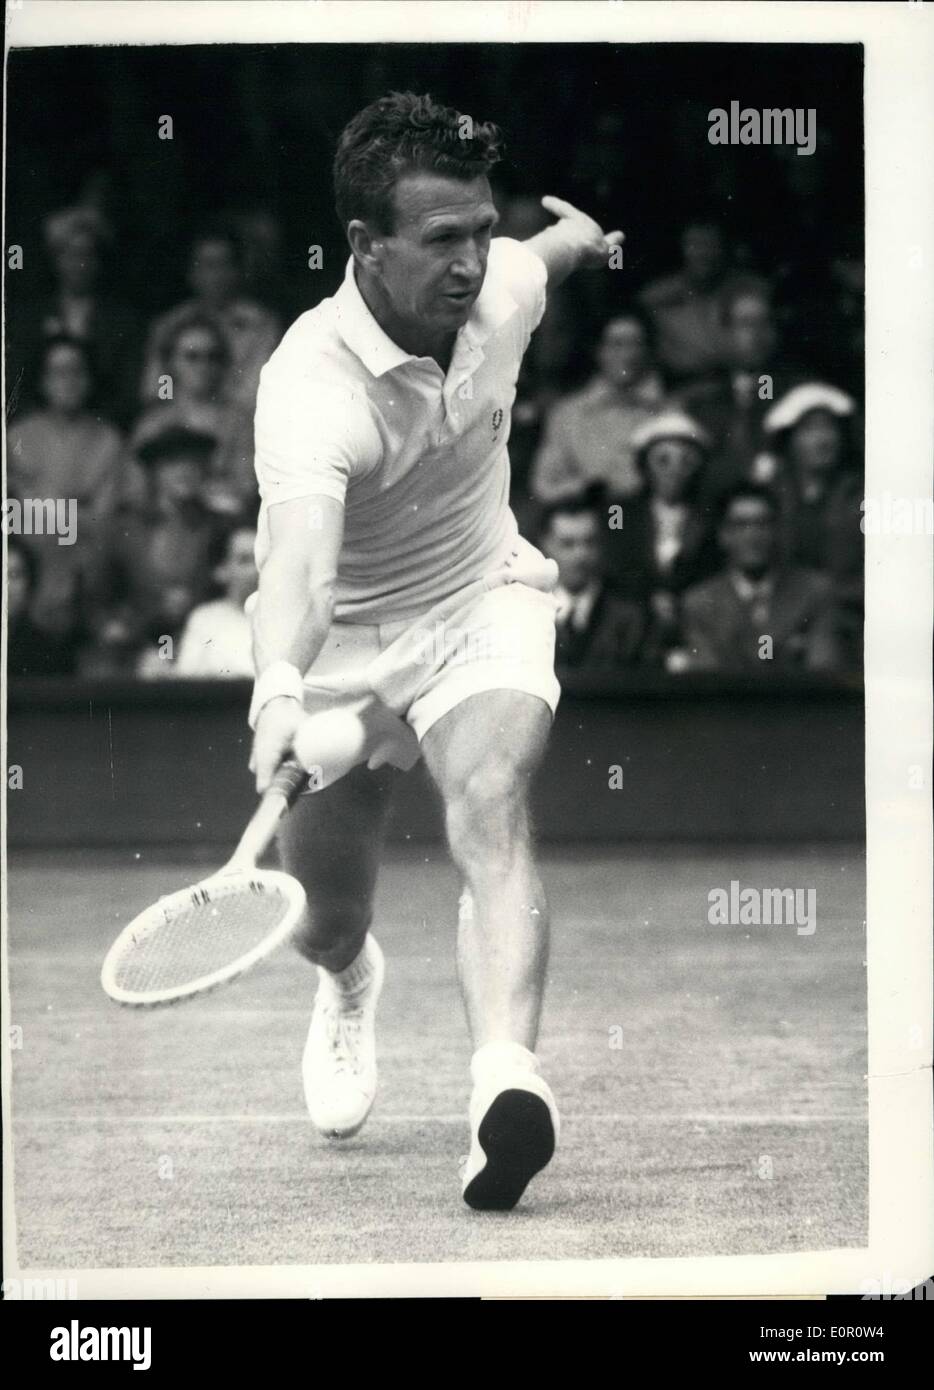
[
  {"x1": 422, "y1": 689, "x2": 551, "y2": 1048},
  {"x1": 278, "y1": 764, "x2": 395, "y2": 1138},
  {"x1": 421, "y1": 689, "x2": 560, "y2": 1208}
]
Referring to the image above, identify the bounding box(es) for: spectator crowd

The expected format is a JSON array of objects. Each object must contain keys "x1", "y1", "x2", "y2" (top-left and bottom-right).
[{"x1": 4, "y1": 199, "x2": 863, "y2": 683}]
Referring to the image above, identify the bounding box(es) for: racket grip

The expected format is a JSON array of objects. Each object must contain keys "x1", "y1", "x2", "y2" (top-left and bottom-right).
[
  {"x1": 225, "y1": 757, "x2": 310, "y2": 870},
  {"x1": 269, "y1": 757, "x2": 311, "y2": 807}
]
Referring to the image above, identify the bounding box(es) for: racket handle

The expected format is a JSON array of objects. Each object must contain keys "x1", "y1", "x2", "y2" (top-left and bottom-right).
[
  {"x1": 225, "y1": 757, "x2": 310, "y2": 871},
  {"x1": 268, "y1": 756, "x2": 311, "y2": 808}
]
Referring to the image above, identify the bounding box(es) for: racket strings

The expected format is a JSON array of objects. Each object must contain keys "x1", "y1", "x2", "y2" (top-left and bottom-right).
[{"x1": 113, "y1": 883, "x2": 291, "y2": 993}]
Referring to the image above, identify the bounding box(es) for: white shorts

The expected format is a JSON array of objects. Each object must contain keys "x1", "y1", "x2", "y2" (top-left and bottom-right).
[{"x1": 301, "y1": 555, "x2": 561, "y2": 761}]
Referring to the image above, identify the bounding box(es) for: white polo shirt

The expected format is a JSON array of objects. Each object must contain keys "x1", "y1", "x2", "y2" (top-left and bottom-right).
[{"x1": 253, "y1": 237, "x2": 547, "y2": 624}]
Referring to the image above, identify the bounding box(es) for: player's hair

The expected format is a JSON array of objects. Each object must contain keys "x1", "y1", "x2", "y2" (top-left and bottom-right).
[
  {"x1": 538, "y1": 483, "x2": 607, "y2": 539},
  {"x1": 716, "y1": 481, "x2": 779, "y2": 524},
  {"x1": 333, "y1": 91, "x2": 503, "y2": 233}
]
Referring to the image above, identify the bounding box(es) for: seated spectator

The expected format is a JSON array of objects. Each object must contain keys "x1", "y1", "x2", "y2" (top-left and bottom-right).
[
  {"x1": 680, "y1": 484, "x2": 842, "y2": 672},
  {"x1": 604, "y1": 411, "x2": 720, "y2": 659},
  {"x1": 227, "y1": 204, "x2": 307, "y2": 323},
  {"x1": 538, "y1": 489, "x2": 646, "y2": 672},
  {"x1": 530, "y1": 309, "x2": 665, "y2": 505},
  {"x1": 762, "y1": 383, "x2": 863, "y2": 665},
  {"x1": 140, "y1": 226, "x2": 281, "y2": 412},
  {"x1": 638, "y1": 216, "x2": 746, "y2": 386},
  {"x1": 175, "y1": 524, "x2": 257, "y2": 678},
  {"x1": 135, "y1": 582, "x2": 201, "y2": 679},
  {"x1": 76, "y1": 602, "x2": 146, "y2": 678},
  {"x1": 6, "y1": 204, "x2": 141, "y2": 426},
  {"x1": 6, "y1": 538, "x2": 80, "y2": 676},
  {"x1": 129, "y1": 312, "x2": 256, "y2": 509},
  {"x1": 109, "y1": 426, "x2": 228, "y2": 636},
  {"x1": 678, "y1": 280, "x2": 801, "y2": 501},
  {"x1": 7, "y1": 335, "x2": 124, "y2": 633}
]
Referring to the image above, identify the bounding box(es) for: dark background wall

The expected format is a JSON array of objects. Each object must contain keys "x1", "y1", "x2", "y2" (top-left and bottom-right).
[
  {"x1": 6, "y1": 42, "x2": 863, "y2": 357},
  {"x1": 6, "y1": 679, "x2": 864, "y2": 848}
]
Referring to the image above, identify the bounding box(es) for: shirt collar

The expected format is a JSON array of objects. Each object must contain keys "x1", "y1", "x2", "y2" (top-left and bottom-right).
[
  {"x1": 555, "y1": 579, "x2": 600, "y2": 629},
  {"x1": 333, "y1": 252, "x2": 519, "y2": 380},
  {"x1": 333, "y1": 258, "x2": 417, "y2": 378}
]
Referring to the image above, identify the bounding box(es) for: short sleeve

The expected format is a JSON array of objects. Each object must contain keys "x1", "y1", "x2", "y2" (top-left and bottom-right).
[
  {"x1": 488, "y1": 236, "x2": 548, "y2": 342},
  {"x1": 253, "y1": 363, "x2": 381, "y2": 509}
]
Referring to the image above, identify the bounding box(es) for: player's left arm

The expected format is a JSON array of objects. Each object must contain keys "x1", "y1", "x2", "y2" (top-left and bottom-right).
[{"x1": 524, "y1": 196, "x2": 624, "y2": 290}]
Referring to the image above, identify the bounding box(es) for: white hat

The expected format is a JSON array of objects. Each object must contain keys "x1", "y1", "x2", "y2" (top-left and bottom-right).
[
  {"x1": 632, "y1": 410, "x2": 711, "y2": 456},
  {"x1": 763, "y1": 382, "x2": 855, "y2": 434}
]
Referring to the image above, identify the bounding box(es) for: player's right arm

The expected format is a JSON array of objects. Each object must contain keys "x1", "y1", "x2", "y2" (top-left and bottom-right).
[{"x1": 249, "y1": 493, "x2": 344, "y2": 791}]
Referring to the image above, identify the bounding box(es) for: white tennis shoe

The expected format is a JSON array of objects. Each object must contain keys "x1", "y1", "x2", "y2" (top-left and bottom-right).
[
  {"x1": 302, "y1": 936, "x2": 384, "y2": 1139},
  {"x1": 460, "y1": 1067, "x2": 559, "y2": 1210}
]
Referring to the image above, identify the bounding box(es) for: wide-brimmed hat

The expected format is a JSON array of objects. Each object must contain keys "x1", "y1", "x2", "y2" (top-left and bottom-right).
[
  {"x1": 763, "y1": 382, "x2": 855, "y2": 435},
  {"x1": 136, "y1": 425, "x2": 217, "y2": 469},
  {"x1": 632, "y1": 409, "x2": 711, "y2": 460}
]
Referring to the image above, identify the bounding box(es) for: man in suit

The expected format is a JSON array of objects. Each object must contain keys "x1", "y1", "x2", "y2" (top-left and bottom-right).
[
  {"x1": 681, "y1": 483, "x2": 842, "y2": 672},
  {"x1": 538, "y1": 489, "x2": 646, "y2": 672}
]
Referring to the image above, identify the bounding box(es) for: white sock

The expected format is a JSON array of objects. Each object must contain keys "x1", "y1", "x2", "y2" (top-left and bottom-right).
[
  {"x1": 319, "y1": 936, "x2": 375, "y2": 1000},
  {"x1": 471, "y1": 1040, "x2": 539, "y2": 1087}
]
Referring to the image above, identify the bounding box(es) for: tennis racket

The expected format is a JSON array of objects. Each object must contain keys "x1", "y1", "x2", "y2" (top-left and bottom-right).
[{"x1": 101, "y1": 759, "x2": 310, "y2": 1008}]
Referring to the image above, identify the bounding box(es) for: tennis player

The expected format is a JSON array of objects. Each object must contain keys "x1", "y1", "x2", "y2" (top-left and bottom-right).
[{"x1": 249, "y1": 92, "x2": 622, "y2": 1210}]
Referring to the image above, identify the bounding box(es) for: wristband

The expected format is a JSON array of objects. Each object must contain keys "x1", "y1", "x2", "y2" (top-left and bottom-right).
[{"x1": 248, "y1": 660, "x2": 304, "y2": 730}]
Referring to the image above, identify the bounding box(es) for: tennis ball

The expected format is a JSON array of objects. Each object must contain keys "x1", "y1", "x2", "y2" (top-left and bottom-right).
[{"x1": 292, "y1": 707, "x2": 370, "y2": 791}]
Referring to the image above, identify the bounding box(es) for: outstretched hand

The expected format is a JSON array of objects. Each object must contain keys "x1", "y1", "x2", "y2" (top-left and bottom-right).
[{"x1": 540, "y1": 195, "x2": 624, "y2": 269}]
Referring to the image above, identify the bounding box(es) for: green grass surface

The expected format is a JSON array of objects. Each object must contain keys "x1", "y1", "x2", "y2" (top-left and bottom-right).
[{"x1": 8, "y1": 844, "x2": 867, "y2": 1268}]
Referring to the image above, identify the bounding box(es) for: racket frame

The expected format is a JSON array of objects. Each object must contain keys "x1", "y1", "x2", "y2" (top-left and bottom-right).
[
  {"x1": 100, "y1": 868, "x2": 306, "y2": 1007},
  {"x1": 101, "y1": 759, "x2": 310, "y2": 1007}
]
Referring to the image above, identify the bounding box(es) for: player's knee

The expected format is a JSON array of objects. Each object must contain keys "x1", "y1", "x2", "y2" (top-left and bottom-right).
[
  {"x1": 293, "y1": 894, "x2": 373, "y2": 961},
  {"x1": 445, "y1": 758, "x2": 529, "y2": 862}
]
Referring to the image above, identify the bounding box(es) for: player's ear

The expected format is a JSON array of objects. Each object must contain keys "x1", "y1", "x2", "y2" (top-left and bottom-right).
[{"x1": 347, "y1": 219, "x2": 383, "y2": 274}]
